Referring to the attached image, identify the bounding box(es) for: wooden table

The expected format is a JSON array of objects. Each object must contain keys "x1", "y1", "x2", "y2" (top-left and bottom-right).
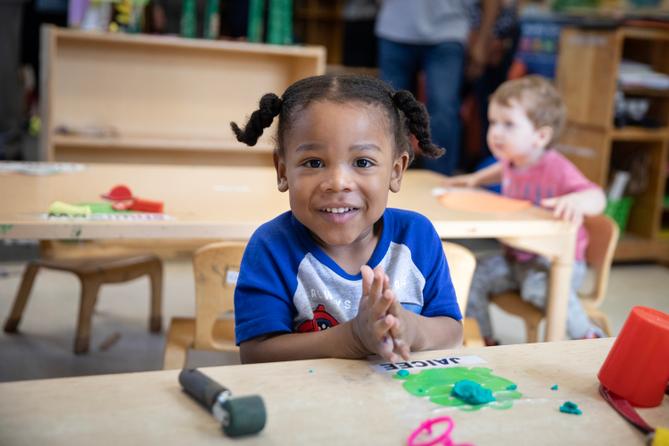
[
  {"x1": 1, "y1": 339, "x2": 666, "y2": 445},
  {"x1": 0, "y1": 163, "x2": 577, "y2": 341}
]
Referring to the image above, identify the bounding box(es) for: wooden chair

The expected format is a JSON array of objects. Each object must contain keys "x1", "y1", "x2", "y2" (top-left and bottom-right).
[
  {"x1": 442, "y1": 242, "x2": 484, "y2": 347},
  {"x1": 4, "y1": 254, "x2": 162, "y2": 354},
  {"x1": 162, "y1": 242, "x2": 245, "y2": 370},
  {"x1": 490, "y1": 214, "x2": 619, "y2": 342}
]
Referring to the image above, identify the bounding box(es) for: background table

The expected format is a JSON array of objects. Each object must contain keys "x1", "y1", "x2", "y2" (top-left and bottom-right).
[
  {"x1": 0, "y1": 163, "x2": 577, "y2": 341},
  {"x1": 0, "y1": 338, "x2": 666, "y2": 445}
]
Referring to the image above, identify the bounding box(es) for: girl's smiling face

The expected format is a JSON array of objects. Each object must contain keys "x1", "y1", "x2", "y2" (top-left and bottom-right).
[{"x1": 275, "y1": 100, "x2": 408, "y2": 256}]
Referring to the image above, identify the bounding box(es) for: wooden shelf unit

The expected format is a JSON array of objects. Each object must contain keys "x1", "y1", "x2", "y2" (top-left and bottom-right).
[
  {"x1": 294, "y1": 0, "x2": 345, "y2": 64},
  {"x1": 41, "y1": 26, "x2": 326, "y2": 167},
  {"x1": 557, "y1": 25, "x2": 669, "y2": 262}
]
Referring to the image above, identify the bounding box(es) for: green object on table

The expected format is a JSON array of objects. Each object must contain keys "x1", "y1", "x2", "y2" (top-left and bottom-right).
[
  {"x1": 559, "y1": 401, "x2": 582, "y2": 415},
  {"x1": 48, "y1": 201, "x2": 91, "y2": 217},
  {"x1": 78, "y1": 202, "x2": 132, "y2": 214},
  {"x1": 551, "y1": 384, "x2": 559, "y2": 391},
  {"x1": 604, "y1": 197, "x2": 633, "y2": 232},
  {"x1": 396, "y1": 370, "x2": 410, "y2": 378},
  {"x1": 247, "y1": 0, "x2": 265, "y2": 42},
  {"x1": 180, "y1": 0, "x2": 197, "y2": 38}
]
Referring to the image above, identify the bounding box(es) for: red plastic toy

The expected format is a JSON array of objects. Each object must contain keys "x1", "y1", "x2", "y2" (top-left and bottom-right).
[
  {"x1": 598, "y1": 306, "x2": 669, "y2": 407},
  {"x1": 102, "y1": 184, "x2": 164, "y2": 213},
  {"x1": 101, "y1": 184, "x2": 133, "y2": 201}
]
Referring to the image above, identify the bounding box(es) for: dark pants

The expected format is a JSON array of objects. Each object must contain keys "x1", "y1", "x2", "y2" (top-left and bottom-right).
[{"x1": 378, "y1": 38, "x2": 465, "y2": 176}]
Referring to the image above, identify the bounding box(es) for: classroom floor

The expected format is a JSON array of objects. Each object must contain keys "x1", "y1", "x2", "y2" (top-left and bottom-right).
[{"x1": 1, "y1": 249, "x2": 668, "y2": 383}]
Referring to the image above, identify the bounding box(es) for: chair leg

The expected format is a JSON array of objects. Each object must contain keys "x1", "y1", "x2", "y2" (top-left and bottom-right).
[
  {"x1": 74, "y1": 278, "x2": 101, "y2": 354},
  {"x1": 148, "y1": 261, "x2": 162, "y2": 333},
  {"x1": 525, "y1": 320, "x2": 539, "y2": 343},
  {"x1": 4, "y1": 263, "x2": 40, "y2": 333}
]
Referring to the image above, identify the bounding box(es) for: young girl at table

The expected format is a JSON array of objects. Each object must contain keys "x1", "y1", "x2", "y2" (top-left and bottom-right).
[
  {"x1": 230, "y1": 74, "x2": 463, "y2": 363},
  {"x1": 443, "y1": 75, "x2": 606, "y2": 345}
]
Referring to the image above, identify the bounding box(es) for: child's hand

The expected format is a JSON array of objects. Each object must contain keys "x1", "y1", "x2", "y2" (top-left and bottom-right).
[
  {"x1": 541, "y1": 195, "x2": 584, "y2": 225},
  {"x1": 441, "y1": 173, "x2": 478, "y2": 188},
  {"x1": 353, "y1": 265, "x2": 402, "y2": 362},
  {"x1": 384, "y1": 289, "x2": 411, "y2": 361}
]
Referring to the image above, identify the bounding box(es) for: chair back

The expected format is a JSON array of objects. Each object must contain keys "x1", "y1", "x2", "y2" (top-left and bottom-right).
[
  {"x1": 580, "y1": 214, "x2": 619, "y2": 308},
  {"x1": 442, "y1": 242, "x2": 477, "y2": 315},
  {"x1": 192, "y1": 242, "x2": 246, "y2": 350}
]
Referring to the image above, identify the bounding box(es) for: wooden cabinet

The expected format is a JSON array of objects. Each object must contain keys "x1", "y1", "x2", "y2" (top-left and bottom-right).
[
  {"x1": 557, "y1": 26, "x2": 669, "y2": 262},
  {"x1": 41, "y1": 26, "x2": 326, "y2": 167}
]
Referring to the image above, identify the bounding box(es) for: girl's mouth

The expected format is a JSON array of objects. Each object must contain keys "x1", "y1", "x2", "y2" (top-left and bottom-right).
[
  {"x1": 319, "y1": 207, "x2": 359, "y2": 224},
  {"x1": 321, "y1": 207, "x2": 357, "y2": 214}
]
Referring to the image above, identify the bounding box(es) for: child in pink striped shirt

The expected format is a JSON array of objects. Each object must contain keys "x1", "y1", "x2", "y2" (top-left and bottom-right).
[{"x1": 444, "y1": 75, "x2": 607, "y2": 344}]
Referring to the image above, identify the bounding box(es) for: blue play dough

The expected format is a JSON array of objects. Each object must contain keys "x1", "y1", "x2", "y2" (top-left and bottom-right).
[{"x1": 450, "y1": 379, "x2": 496, "y2": 405}]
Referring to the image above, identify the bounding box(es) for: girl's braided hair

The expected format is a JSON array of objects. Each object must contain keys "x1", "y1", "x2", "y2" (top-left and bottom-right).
[{"x1": 230, "y1": 74, "x2": 444, "y2": 164}]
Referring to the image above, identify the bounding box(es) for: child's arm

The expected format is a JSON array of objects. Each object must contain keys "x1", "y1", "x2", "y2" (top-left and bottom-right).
[
  {"x1": 239, "y1": 322, "x2": 371, "y2": 363},
  {"x1": 442, "y1": 162, "x2": 503, "y2": 188},
  {"x1": 541, "y1": 187, "x2": 606, "y2": 223},
  {"x1": 240, "y1": 267, "x2": 401, "y2": 364}
]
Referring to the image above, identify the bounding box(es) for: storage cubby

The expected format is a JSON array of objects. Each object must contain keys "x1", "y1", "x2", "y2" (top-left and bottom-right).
[
  {"x1": 41, "y1": 26, "x2": 326, "y2": 166},
  {"x1": 557, "y1": 25, "x2": 669, "y2": 261}
]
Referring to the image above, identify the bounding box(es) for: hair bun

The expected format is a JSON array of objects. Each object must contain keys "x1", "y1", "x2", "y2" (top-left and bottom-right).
[
  {"x1": 392, "y1": 90, "x2": 415, "y2": 109},
  {"x1": 260, "y1": 93, "x2": 283, "y2": 116}
]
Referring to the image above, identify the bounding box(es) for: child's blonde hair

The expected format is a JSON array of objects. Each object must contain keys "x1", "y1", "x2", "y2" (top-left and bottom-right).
[{"x1": 490, "y1": 75, "x2": 566, "y2": 148}]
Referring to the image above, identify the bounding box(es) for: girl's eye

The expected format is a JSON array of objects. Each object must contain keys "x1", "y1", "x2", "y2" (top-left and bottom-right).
[
  {"x1": 355, "y1": 159, "x2": 374, "y2": 168},
  {"x1": 304, "y1": 159, "x2": 323, "y2": 168}
]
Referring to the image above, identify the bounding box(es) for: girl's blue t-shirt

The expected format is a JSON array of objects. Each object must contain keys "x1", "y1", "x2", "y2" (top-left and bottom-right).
[{"x1": 234, "y1": 208, "x2": 462, "y2": 344}]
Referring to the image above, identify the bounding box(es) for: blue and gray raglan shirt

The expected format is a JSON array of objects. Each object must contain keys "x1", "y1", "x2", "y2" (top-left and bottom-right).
[{"x1": 234, "y1": 208, "x2": 462, "y2": 345}]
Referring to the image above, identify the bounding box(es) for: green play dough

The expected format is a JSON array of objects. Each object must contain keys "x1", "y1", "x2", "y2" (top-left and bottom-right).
[{"x1": 394, "y1": 367, "x2": 522, "y2": 411}]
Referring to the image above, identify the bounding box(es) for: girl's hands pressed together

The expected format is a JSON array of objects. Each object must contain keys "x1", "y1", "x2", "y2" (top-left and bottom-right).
[{"x1": 353, "y1": 266, "x2": 407, "y2": 362}]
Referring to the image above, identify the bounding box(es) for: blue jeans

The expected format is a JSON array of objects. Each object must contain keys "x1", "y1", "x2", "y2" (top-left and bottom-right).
[{"x1": 378, "y1": 38, "x2": 464, "y2": 175}]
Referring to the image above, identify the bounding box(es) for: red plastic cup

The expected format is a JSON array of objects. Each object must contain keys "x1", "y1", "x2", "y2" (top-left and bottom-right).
[{"x1": 598, "y1": 306, "x2": 669, "y2": 407}]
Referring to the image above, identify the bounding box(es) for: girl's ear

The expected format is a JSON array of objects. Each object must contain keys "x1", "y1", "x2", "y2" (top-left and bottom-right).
[
  {"x1": 389, "y1": 151, "x2": 410, "y2": 193},
  {"x1": 535, "y1": 125, "x2": 554, "y2": 149},
  {"x1": 273, "y1": 151, "x2": 289, "y2": 192}
]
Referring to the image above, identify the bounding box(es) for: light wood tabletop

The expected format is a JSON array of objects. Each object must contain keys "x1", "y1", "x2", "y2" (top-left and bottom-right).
[
  {"x1": 0, "y1": 338, "x2": 666, "y2": 445},
  {"x1": 0, "y1": 163, "x2": 577, "y2": 341}
]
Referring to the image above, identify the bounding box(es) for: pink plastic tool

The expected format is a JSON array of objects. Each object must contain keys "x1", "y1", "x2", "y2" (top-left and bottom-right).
[{"x1": 407, "y1": 416, "x2": 474, "y2": 446}]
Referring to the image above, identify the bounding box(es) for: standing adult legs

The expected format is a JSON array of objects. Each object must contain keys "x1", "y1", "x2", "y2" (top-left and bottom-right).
[
  {"x1": 422, "y1": 41, "x2": 465, "y2": 175},
  {"x1": 377, "y1": 38, "x2": 420, "y2": 94}
]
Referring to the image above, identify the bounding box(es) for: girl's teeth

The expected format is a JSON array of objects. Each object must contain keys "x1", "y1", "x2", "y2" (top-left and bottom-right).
[{"x1": 325, "y1": 208, "x2": 351, "y2": 214}]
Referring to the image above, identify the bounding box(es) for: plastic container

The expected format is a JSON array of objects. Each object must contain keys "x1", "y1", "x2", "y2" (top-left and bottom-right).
[
  {"x1": 604, "y1": 197, "x2": 633, "y2": 232},
  {"x1": 598, "y1": 306, "x2": 669, "y2": 407}
]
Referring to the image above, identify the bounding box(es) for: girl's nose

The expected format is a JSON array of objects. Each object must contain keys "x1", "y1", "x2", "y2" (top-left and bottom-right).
[{"x1": 323, "y1": 165, "x2": 353, "y2": 192}]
